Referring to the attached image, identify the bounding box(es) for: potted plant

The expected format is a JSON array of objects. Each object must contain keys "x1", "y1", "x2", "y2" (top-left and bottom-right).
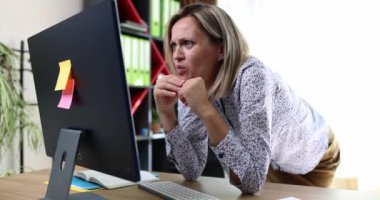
[
  {"x1": 151, "y1": 108, "x2": 162, "y2": 133},
  {"x1": 0, "y1": 41, "x2": 41, "y2": 162}
]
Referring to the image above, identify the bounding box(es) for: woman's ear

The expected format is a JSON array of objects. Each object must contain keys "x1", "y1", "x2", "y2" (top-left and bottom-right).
[{"x1": 217, "y1": 45, "x2": 224, "y2": 61}]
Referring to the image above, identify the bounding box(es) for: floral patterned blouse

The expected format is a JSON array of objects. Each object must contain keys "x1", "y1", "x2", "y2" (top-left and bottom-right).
[{"x1": 165, "y1": 56, "x2": 329, "y2": 194}]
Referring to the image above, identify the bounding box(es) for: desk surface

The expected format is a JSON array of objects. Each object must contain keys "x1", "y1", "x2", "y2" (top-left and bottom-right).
[{"x1": 0, "y1": 169, "x2": 379, "y2": 200}]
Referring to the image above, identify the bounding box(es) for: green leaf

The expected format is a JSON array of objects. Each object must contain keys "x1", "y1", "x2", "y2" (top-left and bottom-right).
[{"x1": 0, "y1": 41, "x2": 42, "y2": 158}]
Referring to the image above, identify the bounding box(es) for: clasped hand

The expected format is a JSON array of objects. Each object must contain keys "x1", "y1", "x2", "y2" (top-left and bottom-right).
[{"x1": 154, "y1": 75, "x2": 211, "y2": 116}]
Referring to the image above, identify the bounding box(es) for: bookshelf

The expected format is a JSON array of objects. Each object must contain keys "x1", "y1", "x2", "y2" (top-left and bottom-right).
[
  {"x1": 116, "y1": 0, "x2": 224, "y2": 177},
  {"x1": 116, "y1": 0, "x2": 178, "y2": 172}
]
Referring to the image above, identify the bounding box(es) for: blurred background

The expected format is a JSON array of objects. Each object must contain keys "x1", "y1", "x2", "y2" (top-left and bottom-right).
[
  {"x1": 1, "y1": 0, "x2": 379, "y2": 192},
  {"x1": 219, "y1": 0, "x2": 380, "y2": 191}
]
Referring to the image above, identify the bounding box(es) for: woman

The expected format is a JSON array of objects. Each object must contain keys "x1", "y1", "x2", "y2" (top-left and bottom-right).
[{"x1": 153, "y1": 3, "x2": 340, "y2": 194}]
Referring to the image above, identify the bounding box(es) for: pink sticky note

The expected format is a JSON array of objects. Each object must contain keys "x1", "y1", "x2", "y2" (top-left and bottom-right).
[{"x1": 57, "y1": 78, "x2": 75, "y2": 109}]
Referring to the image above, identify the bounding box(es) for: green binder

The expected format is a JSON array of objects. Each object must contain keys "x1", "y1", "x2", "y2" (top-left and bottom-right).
[
  {"x1": 161, "y1": 0, "x2": 170, "y2": 38},
  {"x1": 123, "y1": 35, "x2": 132, "y2": 84},
  {"x1": 150, "y1": 0, "x2": 161, "y2": 37}
]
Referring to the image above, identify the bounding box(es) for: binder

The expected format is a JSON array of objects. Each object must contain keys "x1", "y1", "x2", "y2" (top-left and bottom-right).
[
  {"x1": 131, "y1": 37, "x2": 139, "y2": 86},
  {"x1": 135, "y1": 38, "x2": 144, "y2": 86},
  {"x1": 172, "y1": 0, "x2": 180, "y2": 16},
  {"x1": 144, "y1": 40, "x2": 151, "y2": 86},
  {"x1": 120, "y1": 34, "x2": 125, "y2": 56},
  {"x1": 123, "y1": 35, "x2": 132, "y2": 84},
  {"x1": 150, "y1": 0, "x2": 161, "y2": 37},
  {"x1": 141, "y1": 39, "x2": 147, "y2": 86},
  {"x1": 161, "y1": 0, "x2": 171, "y2": 38},
  {"x1": 120, "y1": 34, "x2": 126, "y2": 80},
  {"x1": 170, "y1": 0, "x2": 177, "y2": 18}
]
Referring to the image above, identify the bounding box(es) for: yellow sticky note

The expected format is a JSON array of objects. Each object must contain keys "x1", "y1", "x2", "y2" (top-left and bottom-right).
[{"x1": 55, "y1": 60, "x2": 72, "y2": 91}]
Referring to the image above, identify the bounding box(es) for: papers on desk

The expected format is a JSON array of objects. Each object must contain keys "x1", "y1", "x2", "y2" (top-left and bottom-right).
[
  {"x1": 45, "y1": 170, "x2": 159, "y2": 192},
  {"x1": 73, "y1": 170, "x2": 159, "y2": 190}
]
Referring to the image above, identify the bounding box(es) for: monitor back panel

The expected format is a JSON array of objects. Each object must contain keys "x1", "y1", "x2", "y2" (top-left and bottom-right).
[{"x1": 28, "y1": 0, "x2": 140, "y2": 181}]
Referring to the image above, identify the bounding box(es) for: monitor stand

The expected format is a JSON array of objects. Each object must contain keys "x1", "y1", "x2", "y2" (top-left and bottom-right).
[{"x1": 41, "y1": 128, "x2": 105, "y2": 200}]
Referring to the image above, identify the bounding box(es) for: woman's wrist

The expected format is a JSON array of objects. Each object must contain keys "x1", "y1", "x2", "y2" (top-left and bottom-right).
[
  {"x1": 197, "y1": 101, "x2": 216, "y2": 120},
  {"x1": 157, "y1": 108, "x2": 178, "y2": 133},
  {"x1": 197, "y1": 102, "x2": 228, "y2": 146}
]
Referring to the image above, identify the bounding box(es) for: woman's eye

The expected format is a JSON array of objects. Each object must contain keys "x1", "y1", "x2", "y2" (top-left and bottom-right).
[
  {"x1": 170, "y1": 43, "x2": 177, "y2": 51},
  {"x1": 183, "y1": 40, "x2": 194, "y2": 47}
]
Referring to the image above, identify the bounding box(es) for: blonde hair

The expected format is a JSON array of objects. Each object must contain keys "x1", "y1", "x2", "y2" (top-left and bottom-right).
[{"x1": 164, "y1": 3, "x2": 249, "y2": 100}]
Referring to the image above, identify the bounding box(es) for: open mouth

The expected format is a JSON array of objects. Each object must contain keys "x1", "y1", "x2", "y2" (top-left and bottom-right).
[{"x1": 176, "y1": 66, "x2": 187, "y2": 76}]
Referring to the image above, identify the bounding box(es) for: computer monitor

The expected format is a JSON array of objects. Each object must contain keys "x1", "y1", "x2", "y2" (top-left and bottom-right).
[{"x1": 28, "y1": 0, "x2": 140, "y2": 199}]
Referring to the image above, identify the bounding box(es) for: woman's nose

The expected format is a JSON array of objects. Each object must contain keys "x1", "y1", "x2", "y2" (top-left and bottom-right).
[{"x1": 173, "y1": 46, "x2": 184, "y2": 61}]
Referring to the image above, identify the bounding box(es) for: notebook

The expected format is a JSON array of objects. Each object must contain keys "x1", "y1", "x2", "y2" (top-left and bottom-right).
[{"x1": 74, "y1": 170, "x2": 159, "y2": 189}]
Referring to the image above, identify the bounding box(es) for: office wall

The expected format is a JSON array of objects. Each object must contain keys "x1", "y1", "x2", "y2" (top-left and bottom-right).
[
  {"x1": 0, "y1": 0, "x2": 83, "y2": 173},
  {"x1": 219, "y1": 0, "x2": 380, "y2": 191}
]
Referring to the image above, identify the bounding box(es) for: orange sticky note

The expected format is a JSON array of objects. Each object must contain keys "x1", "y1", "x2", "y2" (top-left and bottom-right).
[
  {"x1": 55, "y1": 60, "x2": 72, "y2": 91},
  {"x1": 57, "y1": 78, "x2": 75, "y2": 109}
]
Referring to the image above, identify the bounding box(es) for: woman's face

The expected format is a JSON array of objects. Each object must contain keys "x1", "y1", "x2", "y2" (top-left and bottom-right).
[{"x1": 170, "y1": 16, "x2": 223, "y2": 88}]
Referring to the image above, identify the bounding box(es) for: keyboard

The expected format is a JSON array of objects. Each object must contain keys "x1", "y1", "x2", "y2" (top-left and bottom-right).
[{"x1": 138, "y1": 181, "x2": 220, "y2": 200}]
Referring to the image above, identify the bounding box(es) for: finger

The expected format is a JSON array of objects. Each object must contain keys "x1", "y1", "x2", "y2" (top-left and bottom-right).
[
  {"x1": 154, "y1": 88, "x2": 177, "y2": 98},
  {"x1": 159, "y1": 75, "x2": 185, "y2": 87},
  {"x1": 156, "y1": 79, "x2": 182, "y2": 93}
]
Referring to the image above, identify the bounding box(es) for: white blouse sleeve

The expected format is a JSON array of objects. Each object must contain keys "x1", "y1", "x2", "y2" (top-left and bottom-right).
[
  {"x1": 210, "y1": 65, "x2": 272, "y2": 194},
  {"x1": 165, "y1": 102, "x2": 208, "y2": 180}
]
